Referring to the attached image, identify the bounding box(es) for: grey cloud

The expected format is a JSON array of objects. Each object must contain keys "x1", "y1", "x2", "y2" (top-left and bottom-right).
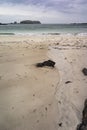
[{"x1": 0, "y1": 0, "x2": 86, "y2": 16}]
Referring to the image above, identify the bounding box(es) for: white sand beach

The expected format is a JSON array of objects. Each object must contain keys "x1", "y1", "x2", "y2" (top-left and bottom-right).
[{"x1": 0, "y1": 35, "x2": 87, "y2": 130}]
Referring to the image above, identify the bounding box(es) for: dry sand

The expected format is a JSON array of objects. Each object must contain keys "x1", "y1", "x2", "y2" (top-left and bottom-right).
[{"x1": 0, "y1": 35, "x2": 87, "y2": 130}]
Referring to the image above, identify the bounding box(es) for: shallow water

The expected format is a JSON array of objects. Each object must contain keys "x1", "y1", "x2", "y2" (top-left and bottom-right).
[{"x1": 0, "y1": 24, "x2": 87, "y2": 35}]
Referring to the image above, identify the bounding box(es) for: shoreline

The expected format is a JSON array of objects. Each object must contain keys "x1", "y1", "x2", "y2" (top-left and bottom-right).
[
  {"x1": 0, "y1": 35, "x2": 87, "y2": 130},
  {"x1": 0, "y1": 32, "x2": 87, "y2": 36}
]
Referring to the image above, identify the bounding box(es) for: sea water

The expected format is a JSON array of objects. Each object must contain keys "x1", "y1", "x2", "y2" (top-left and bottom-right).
[{"x1": 0, "y1": 24, "x2": 87, "y2": 35}]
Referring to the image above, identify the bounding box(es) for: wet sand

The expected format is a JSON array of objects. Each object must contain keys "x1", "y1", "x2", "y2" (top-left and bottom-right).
[{"x1": 0, "y1": 35, "x2": 87, "y2": 130}]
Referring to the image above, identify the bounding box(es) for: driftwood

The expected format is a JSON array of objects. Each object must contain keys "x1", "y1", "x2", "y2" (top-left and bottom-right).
[
  {"x1": 77, "y1": 99, "x2": 87, "y2": 130},
  {"x1": 36, "y1": 60, "x2": 55, "y2": 68}
]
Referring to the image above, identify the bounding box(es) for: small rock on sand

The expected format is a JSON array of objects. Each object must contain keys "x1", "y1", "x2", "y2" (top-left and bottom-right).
[
  {"x1": 36, "y1": 60, "x2": 55, "y2": 68},
  {"x1": 82, "y1": 68, "x2": 87, "y2": 76},
  {"x1": 65, "y1": 81, "x2": 72, "y2": 84}
]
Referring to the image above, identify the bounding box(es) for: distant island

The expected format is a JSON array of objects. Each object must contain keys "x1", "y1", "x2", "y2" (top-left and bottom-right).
[
  {"x1": 0, "y1": 20, "x2": 41, "y2": 25},
  {"x1": 70, "y1": 23, "x2": 87, "y2": 25},
  {"x1": 0, "y1": 23, "x2": 8, "y2": 25},
  {"x1": 20, "y1": 20, "x2": 41, "y2": 24}
]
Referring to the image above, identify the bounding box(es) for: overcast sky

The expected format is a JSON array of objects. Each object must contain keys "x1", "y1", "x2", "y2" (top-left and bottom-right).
[{"x1": 0, "y1": 0, "x2": 87, "y2": 23}]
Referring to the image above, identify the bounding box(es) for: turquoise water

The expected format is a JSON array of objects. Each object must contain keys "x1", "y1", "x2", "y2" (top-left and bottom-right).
[{"x1": 0, "y1": 24, "x2": 87, "y2": 35}]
